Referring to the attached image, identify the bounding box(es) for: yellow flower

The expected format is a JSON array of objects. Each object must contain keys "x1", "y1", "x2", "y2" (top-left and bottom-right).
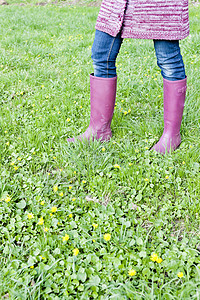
[
  {"x1": 102, "y1": 147, "x2": 105, "y2": 152},
  {"x1": 69, "y1": 186, "x2": 72, "y2": 190},
  {"x1": 67, "y1": 118, "x2": 70, "y2": 122},
  {"x1": 44, "y1": 227, "x2": 49, "y2": 232},
  {"x1": 27, "y1": 213, "x2": 34, "y2": 219},
  {"x1": 182, "y1": 161, "x2": 185, "y2": 165},
  {"x1": 165, "y1": 175, "x2": 169, "y2": 179},
  {"x1": 128, "y1": 109, "x2": 131, "y2": 113},
  {"x1": 144, "y1": 178, "x2": 149, "y2": 182},
  {"x1": 40, "y1": 201, "x2": 45, "y2": 205},
  {"x1": 92, "y1": 239, "x2": 96, "y2": 243},
  {"x1": 37, "y1": 217, "x2": 44, "y2": 225},
  {"x1": 157, "y1": 257, "x2": 163, "y2": 263},
  {"x1": 59, "y1": 192, "x2": 64, "y2": 197},
  {"x1": 5, "y1": 196, "x2": 11, "y2": 203},
  {"x1": 104, "y1": 233, "x2": 111, "y2": 241},
  {"x1": 150, "y1": 253, "x2": 159, "y2": 262},
  {"x1": 92, "y1": 223, "x2": 98, "y2": 229},
  {"x1": 14, "y1": 166, "x2": 19, "y2": 171},
  {"x1": 124, "y1": 111, "x2": 128, "y2": 115},
  {"x1": 51, "y1": 206, "x2": 57, "y2": 213},
  {"x1": 82, "y1": 180, "x2": 86, "y2": 184},
  {"x1": 53, "y1": 156, "x2": 56, "y2": 160},
  {"x1": 62, "y1": 234, "x2": 69, "y2": 242},
  {"x1": 114, "y1": 164, "x2": 121, "y2": 169},
  {"x1": 72, "y1": 248, "x2": 79, "y2": 256},
  {"x1": 10, "y1": 162, "x2": 15, "y2": 166},
  {"x1": 177, "y1": 272, "x2": 184, "y2": 278},
  {"x1": 128, "y1": 269, "x2": 136, "y2": 276},
  {"x1": 69, "y1": 214, "x2": 73, "y2": 218},
  {"x1": 50, "y1": 213, "x2": 53, "y2": 217},
  {"x1": 30, "y1": 266, "x2": 34, "y2": 269},
  {"x1": 17, "y1": 157, "x2": 22, "y2": 161},
  {"x1": 53, "y1": 185, "x2": 58, "y2": 192},
  {"x1": 72, "y1": 198, "x2": 76, "y2": 202},
  {"x1": 129, "y1": 163, "x2": 133, "y2": 166}
]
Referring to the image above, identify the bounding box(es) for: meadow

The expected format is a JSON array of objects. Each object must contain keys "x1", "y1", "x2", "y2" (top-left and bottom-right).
[{"x1": 0, "y1": 1, "x2": 200, "y2": 299}]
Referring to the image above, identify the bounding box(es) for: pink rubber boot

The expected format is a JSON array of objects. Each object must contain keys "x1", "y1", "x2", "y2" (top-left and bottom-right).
[
  {"x1": 67, "y1": 73, "x2": 117, "y2": 142},
  {"x1": 152, "y1": 77, "x2": 187, "y2": 154}
]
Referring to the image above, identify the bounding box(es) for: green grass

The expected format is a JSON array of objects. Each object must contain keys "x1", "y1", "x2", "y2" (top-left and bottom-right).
[{"x1": 0, "y1": 3, "x2": 200, "y2": 299}]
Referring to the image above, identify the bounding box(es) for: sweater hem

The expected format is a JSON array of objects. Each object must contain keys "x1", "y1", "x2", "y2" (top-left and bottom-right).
[{"x1": 95, "y1": 23, "x2": 190, "y2": 40}]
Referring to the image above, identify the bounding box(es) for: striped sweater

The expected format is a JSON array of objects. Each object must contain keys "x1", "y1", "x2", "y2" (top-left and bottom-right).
[{"x1": 95, "y1": 0, "x2": 189, "y2": 40}]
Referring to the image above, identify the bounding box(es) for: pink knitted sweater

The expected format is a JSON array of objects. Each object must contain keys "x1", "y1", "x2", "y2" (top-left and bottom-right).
[{"x1": 95, "y1": 0, "x2": 189, "y2": 40}]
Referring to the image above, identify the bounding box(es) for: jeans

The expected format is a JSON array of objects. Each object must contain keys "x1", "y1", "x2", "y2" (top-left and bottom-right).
[{"x1": 91, "y1": 30, "x2": 186, "y2": 81}]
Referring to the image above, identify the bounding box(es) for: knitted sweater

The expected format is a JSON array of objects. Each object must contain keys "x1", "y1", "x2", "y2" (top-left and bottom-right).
[{"x1": 95, "y1": 0, "x2": 189, "y2": 40}]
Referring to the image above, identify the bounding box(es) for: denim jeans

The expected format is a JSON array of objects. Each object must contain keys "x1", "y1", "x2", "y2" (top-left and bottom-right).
[{"x1": 91, "y1": 29, "x2": 186, "y2": 81}]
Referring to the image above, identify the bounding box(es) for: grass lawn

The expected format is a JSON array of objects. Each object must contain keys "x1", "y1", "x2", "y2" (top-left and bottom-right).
[{"x1": 0, "y1": 2, "x2": 200, "y2": 299}]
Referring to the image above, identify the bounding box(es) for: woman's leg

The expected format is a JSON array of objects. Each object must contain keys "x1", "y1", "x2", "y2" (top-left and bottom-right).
[
  {"x1": 67, "y1": 30, "x2": 123, "y2": 142},
  {"x1": 91, "y1": 29, "x2": 123, "y2": 78},
  {"x1": 154, "y1": 40, "x2": 186, "y2": 81},
  {"x1": 152, "y1": 40, "x2": 187, "y2": 154}
]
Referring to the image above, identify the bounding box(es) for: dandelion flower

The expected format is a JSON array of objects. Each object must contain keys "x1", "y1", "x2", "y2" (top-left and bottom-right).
[
  {"x1": 82, "y1": 180, "x2": 86, "y2": 184},
  {"x1": 150, "y1": 253, "x2": 159, "y2": 262},
  {"x1": 44, "y1": 227, "x2": 49, "y2": 232},
  {"x1": 92, "y1": 223, "x2": 98, "y2": 229},
  {"x1": 62, "y1": 234, "x2": 69, "y2": 242},
  {"x1": 53, "y1": 185, "x2": 58, "y2": 192},
  {"x1": 69, "y1": 214, "x2": 73, "y2": 218},
  {"x1": 104, "y1": 233, "x2": 111, "y2": 241},
  {"x1": 59, "y1": 192, "x2": 64, "y2": 197},
  {"x1": 27, "y1": 213, "x2": 34, "y2": 219},
  {"x1": 5, "y1": 196, "x2": 11, "y2": 203},
  {"x1": 177, "y1": 272, "x2": 184, "y2": 278},
  {"x1": 51, "y1": 206, "x2": 57, "y2": 213},
  {"x1": 40, "y1": 201, "x2": 45, "y2": 205},
  {"x1": 30, "y1": 266, "x2": 34, "y2": 269},
  {"x1": 102, "y1": 147, "x2": 105, "y2": 152},
  {"x1": 37, "y1": 217, "x2": 44, "y2": 225},
  {"x1": 157, "y1": 257, "x2": 163, "y2": 263},
  {"x1": 114, "y1": 164, "x2": 121, "y2": 169},
  {"x1": 72, "y1": 248, "x2": 79, "y2": 256},
  {"x1": 128, "y1": 269, "x2": 136, "y2": 276},
  {"x1": 72, "y1": 198, "x2": 76, "y2": 202}
]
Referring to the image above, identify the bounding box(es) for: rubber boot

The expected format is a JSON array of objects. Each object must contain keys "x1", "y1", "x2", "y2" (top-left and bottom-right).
[
  {"x1": 152, "y1": 77, "x2": 187, "y2": 154},
  {"x1": 67, "y1": 73, "x2": 117, "y2": 142}
]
